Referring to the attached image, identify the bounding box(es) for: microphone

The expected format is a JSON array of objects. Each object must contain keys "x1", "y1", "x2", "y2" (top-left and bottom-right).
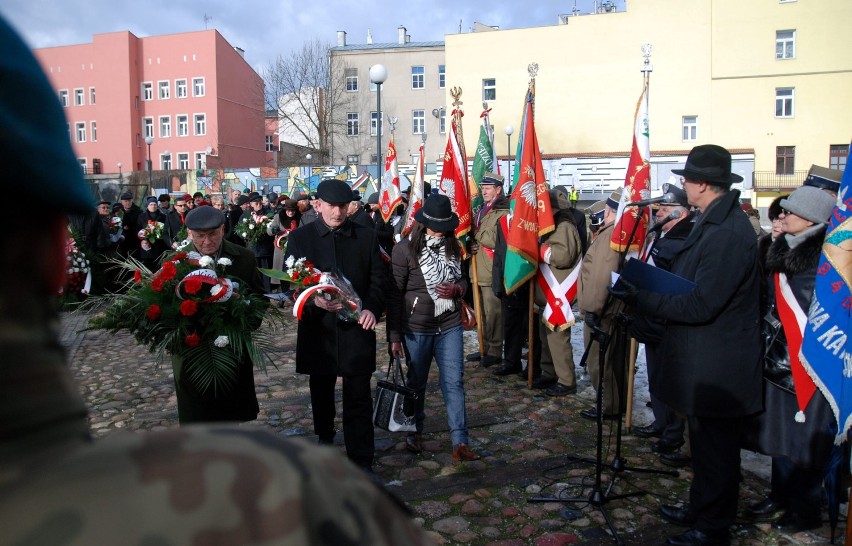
[
  {"x1": 650, "y1": 209, "x2": 683, "y2": 232},
  {"x1": 626, "y1": 193, "x2": 675, "y2": 207}
]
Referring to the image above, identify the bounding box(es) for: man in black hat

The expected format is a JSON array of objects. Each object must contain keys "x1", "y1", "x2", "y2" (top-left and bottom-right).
[
  {"x1": 468, "y1": 172, "x2": 509, "y2": 368},
  {"x1": 118, "y1": 191, "x2": 142, "y2": 258},
  {"x1": 284, "y1": 179, "x2": 386, "y2": 471},
  {"x1": 176, "y1": 206, "x2": 267, "y2": 423},
  {"x1": 226, "y1": 194, "x2": 250, "y2": 246},
  {"x1": 299, "y1": 192, "x2": 319, "y2": 226},
  {"x1": 612, "y1": 144, "x2": 761, "y2": 546},
  {"x1": 243, "y1": 194, "x2": 274, "y2": 290}
]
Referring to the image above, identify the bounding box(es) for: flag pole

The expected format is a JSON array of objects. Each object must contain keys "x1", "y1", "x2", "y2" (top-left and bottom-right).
[{"x1": 527, "y1": 278, "x2": 536, "y2": 387}]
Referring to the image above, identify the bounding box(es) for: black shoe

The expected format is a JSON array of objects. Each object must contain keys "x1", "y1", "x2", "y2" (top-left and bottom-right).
[
  {"x1": 318, "y1": 435, "x2": 335, "y2": 445},
  {"x1": 652, "y1": 438, "x2": 686, "y2": 454},
  {"x1": 633, "y1": 423, "x2": 663, "y2": 438},
  {"x1": 665, "y1": 528, "x2": 730, "y2": 546},
  {"x1": 745, "y1": 498, "x2": 784, "y2": 519},
  {"x1": 771, "y1": 511, "x2": 821, "y2": 532},
  {"x1": 660, "y1": 450, "x2": 692, "y2": 467},
  {"x1": 659, "y1": 504, "x2": 697, "y2": 527},
  {"x1": 492, "y1": 362, "x2": 522, "y2": 376},
  {"x1": 480, "y1": 355, "x2": 502, "y2": 368},
  {"x1": 546, "y1": 383, "x2": 577, "y2": 396},
  {"x1": 465, "y1": 352, "x2": 482, "y2": 362},
  {"x1": 530, "y1": 375, "x2": 558, "y2": 389},
  {"x1": 580, "y1": 408, "x2": 619, "y2": 421}
]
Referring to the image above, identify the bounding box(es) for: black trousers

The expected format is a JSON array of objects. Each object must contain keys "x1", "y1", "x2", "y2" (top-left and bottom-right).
[
  {"x1": 646, "y1": 344, "x2": 685, "y2": 443},
  {"x1": 309, "y1": 373, "x2": 374, "y2": 469},
  {"x1": 688, "y1": 414, "x2": 743, "y2": 533}
]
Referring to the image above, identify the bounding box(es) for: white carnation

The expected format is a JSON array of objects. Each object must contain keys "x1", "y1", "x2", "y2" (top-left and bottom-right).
[
  {"x1": 285, "y1": 255, "x2": 295, "y2": 268},
  {"x1": 240, "y1": 232, "x2": 247, "y2": 238},
  {"x1": 213, "y1": 335, "x2": 229, "y2": 348},
  {"x1": 198, "y1": 256, "x2": 214, "y2": 267},
  {"x1": 249, "y1": 223, "x2": 256, "y2": 229},
  {"x1": 217, "y1": 257, "x2": 232, "y2": 266}
]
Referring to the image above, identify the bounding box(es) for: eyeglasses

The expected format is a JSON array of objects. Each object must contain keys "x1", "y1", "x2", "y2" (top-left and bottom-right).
[{"x1": 780, "y1": 209, "x2": 797, "y2": 217}]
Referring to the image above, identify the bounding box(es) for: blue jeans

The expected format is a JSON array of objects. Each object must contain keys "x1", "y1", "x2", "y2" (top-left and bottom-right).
[{"x1": 404, "y1": 326, "x2": 469, "y2": 446}]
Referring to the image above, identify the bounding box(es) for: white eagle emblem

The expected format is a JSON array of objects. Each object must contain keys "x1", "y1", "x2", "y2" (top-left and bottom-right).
[{"x1": 518, "y1": 181, "x2": 536, "y2": 208}]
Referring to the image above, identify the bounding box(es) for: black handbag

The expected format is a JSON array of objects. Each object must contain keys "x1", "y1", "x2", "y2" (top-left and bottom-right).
[{"x1": 373, "y1": 355, "x2": 418, "y2": 432}]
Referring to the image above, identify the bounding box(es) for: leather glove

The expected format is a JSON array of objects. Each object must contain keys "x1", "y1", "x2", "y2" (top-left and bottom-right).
[
  {"x1": 469, "y1": 241, "x2": 480, "y2": 255},
  {"x1": 608, "y1": 280, "x2": 639, "y2": 306},
  {"x1": 584, "y1": 312, "x2": 600, "y2": 328},
  {"x1": 435, "y1": 282, "x2": 463, "y2": 299}
]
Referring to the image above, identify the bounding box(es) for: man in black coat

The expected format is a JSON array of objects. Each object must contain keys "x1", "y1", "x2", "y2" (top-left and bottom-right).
[
  {"x1": 284, "y1": 179, "x2": 386, "y2": 471},
  {"x1": 614, "y1": 145, "x2": 762, "y2": 546},
  {"x1": 118, "y1": 191, "x2": 142, "y2": 258}
]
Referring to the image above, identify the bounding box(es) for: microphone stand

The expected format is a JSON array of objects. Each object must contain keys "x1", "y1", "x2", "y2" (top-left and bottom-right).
[{"x1": 527, "y1": 203, "x2": 676, "y2": 546}]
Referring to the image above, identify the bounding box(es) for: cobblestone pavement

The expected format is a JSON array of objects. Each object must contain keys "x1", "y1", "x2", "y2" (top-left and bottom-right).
[{"x1": 62, "y1": 308, "x2": 844, "y2": 545}]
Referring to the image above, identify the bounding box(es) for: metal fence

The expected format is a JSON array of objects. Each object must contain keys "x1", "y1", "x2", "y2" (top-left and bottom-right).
[{"x1": 752, "y1": 170, "x2": 808, "y2": 191}]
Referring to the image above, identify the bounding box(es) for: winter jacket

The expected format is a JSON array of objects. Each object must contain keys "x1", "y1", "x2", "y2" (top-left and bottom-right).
[{"x1": 473, "y1": 196, "x2": 509, "y2": 286}]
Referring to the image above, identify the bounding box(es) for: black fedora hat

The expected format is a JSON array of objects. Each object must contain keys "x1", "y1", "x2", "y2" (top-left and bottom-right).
[
  {"x1": 414, "y1": 194, "x2": 459, "y2": 233},
  {"x1": 672, "y1": 144, "x2": 743, "y2": 186}
]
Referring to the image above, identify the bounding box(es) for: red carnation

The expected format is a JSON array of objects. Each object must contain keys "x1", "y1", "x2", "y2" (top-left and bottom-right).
[
  {"x1": 179, "y1": 299, "x2": 198, "y2": 317},
  {"x1": 150, "y1": 278, "x2": 164, "y2": 292},
  {"x1": 184, "y1": 332, "x2": 200, "y2": 347},
  {"x1": 133, "y1": 270, "x2": 142, "y2": 283},
  {"x1": 146, "y1": 304, "x2": 161, "y2": 320},
  {"x1": 173, "y1": 252, "x2": 187, "y2": 261},
  {"x1": 184, "y1": 276, "x2": 203, "y2": 295},
  {"x1": 159, "y1": 261, "x2": 177, "y2": 281}
]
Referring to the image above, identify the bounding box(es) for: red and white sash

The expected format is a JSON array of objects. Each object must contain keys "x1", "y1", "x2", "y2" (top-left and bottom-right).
[
  {"x1": 774, "y1": 271, "x2": 816, "y2": 423},
  {"x1": 537, "y1": 258, "x2": 582, "y2": 331}
]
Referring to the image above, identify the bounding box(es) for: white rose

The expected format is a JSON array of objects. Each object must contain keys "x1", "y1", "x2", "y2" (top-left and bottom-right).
[
  {"x1": 241, "y1": 232, "x2": 247, "y2": 238},
  {"x1": 216, "y1": 257, "x2": 232, "y2": 266},
  {"x1": 198, "y1": 256, "x2": 214, "y2": 267},
  {"x1": 214, "y1": 335, "x2": 229, "y2": 348},
  {"x1": 249, "y1": 223, "x2": 256, "y2": 229}
]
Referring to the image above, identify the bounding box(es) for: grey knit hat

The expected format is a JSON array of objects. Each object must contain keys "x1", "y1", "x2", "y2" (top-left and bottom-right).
[{"x1": 780, "y1": 185, "x2": 835, "y2": 224}]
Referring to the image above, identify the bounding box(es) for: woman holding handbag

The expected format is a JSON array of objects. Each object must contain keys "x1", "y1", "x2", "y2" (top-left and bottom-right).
[{"x1": 387, "y1": 195, "x2": 480, "y2": 462}]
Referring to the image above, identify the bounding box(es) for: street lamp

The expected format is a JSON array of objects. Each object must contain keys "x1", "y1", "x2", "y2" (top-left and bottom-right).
[
  {"x1": 504, "y1": 125, "x2": 514, "y2": 188},
  {"x1": 369, "y1": 64, "x2": 387, "y2": 189},
  {"x1": 144, "y1": 135, "x2": 154, "y2": 186},
  {"x1": 117, "y1": 162, "x2": 122, "y2": 181}
]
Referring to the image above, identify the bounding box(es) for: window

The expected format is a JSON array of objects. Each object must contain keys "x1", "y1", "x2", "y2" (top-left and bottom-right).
[
  {"x1": 195, "y1": 152, "x2": 205, "y2": 170},
  {"x1": 176, "y1": 115, "x2": 189, "y2": 136},
  {"x1": 192, "y1": 78, "x2": 205, "y2": 97},
  {"x1": 177, "y1": 153, "x2": 190, "y2": 170},
  {"x1": 142, "y1": 82, "x2": 153, "y2": 101},
  {"x1": 411, "y1": 66, "x2": 425, "y2": 89},
  {"x1": 90, "y1": 121, "x2": 97, "y2": 142},
  {"x1": 829, "y1": 144, "x2": 848, "y2": 171},
  {"x1": 78, "y1": 158, "x2": 87, "y2": 174},
  {"x1": 776, "y1": 30, "x2": 795, "y2": 59},
  {"x1": 345, "y1": 68, "x2": 358, "y2": 92},
  {"x1": 194, "y1": 113, "x2": 206, "y2": 135},
  {"x1": 370, "y1": 153, "x2": 378, "y2": 164},
  {"x1": 438, "y1": 65, "x2": 446, "y2": 88},
  {"x1": 370, "y1": 111, "x2": 383, "y2": 136},
  {"x1": 176, "y1": 79, "x2": 188, "y2": 98},
  {"x1": 775, "y1": 87, "x2": 794, "y2": 117},
  {"x1": 59, "y1": 90, "x2": 69, "y2": 107},
  {"x1": 412, "y1": 110, "x2": 425, "y2": 134},
  {"x1": 347, "y1": 112, "x2": 359, "y2": 136},
  {"x1": 74, "y1": 88, "x2": 84, "y2": 106},
  {"x1": 440, "y1": 109, "x2": 446, "y2": 134},
  {"x1": 265, "y1": 135, "x2": 275, "y2": 152},
  {"x1": 143, "y1": 117, "x2": 154, "y2": 138},
  {"x1": 483, "y1": 78, "x2": 496, "y2": 101},
  {"x1": 89, "y1": 87, "x2": 96, "y2": 105},
  {"x1": 161, "y1": 152, "x2": 172, "y2": 170},
  {"x1": 682, "y1": 116, "x2": 697, "y2": 141},
  {"x1": 158, "y1": 81, "x2": 170, "y2": 99},
  {"x1": 776, "y1": 146, "x2": 795, "y2": 175},
  {"x1": 75, "y1": 122, "x2": 86, "y2": 143},
  {"x1": 346, "y1": 155, "x2": 360, "y2": 165},
  {"x1": 159, "y1": 116, "x2": 171, "y2": 138}
]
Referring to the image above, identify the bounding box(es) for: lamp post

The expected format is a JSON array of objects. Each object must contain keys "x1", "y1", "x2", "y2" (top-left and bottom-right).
[
  {"x1": 144, "y1": 135, "x2": 153, "y2": 186},
  {"x1": 504, "y1": 125, "x2": 514, "y2": 188},
  {"x1": 117, "y1": 162, "x2": 122, "y2": 181},
  {"x1": 306, "y1": 153, "x2": 312, "y2": 191},
  {"x1": 369, "y1": 64, "x2": 387, "y2": 189}
]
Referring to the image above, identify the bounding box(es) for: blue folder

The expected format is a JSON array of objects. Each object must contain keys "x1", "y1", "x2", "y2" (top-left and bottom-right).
[{"x1": 615, "y1": 257, "x2": 697, "y2": 295}]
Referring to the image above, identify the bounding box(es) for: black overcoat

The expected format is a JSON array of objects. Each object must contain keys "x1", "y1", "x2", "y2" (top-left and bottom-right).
[
  {"x1": 635, "y1": 190, "x2": 763, "y2": 418},
  {"x1": 285, "y1": 218, "x2": 386, "y2": 376}
]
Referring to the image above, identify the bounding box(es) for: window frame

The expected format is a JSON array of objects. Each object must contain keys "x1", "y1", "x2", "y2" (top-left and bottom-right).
[
  {"x1": 682, "y1": 116, "x2": 698, "y2": 142},
  {"x1": 176, "y1": 114, "x2": 189, "y2": 137},
  {"x1": 776, "y1": 30, "x2": 796, "y2": 60},
  {"x1": 89, "y1": 87, "x2": 96, "y2": 105},
  {"x1": 345, "y1": 68, "x2": 358, "y2": 92},
  {"x1": 159, "y1": 115, "x2": 171, "y2": 138},
  {"x1": 411, "y1": 66, "x2": 425, "y2": 89},
  {"x1": 829, "y1": 144, "x2": 848, "y2": 171},
  {"x1": 74, "y1": 88, "x2": 85, "y2": 106},
  {"x1": 346, "y1": 154, "x2": 360, "y2": 165},
  {"x1": 158, "y1": 80, "x2": 171, "y2": 100},
  {"x1": 143, "y1": 117, "x2": 154, "y2": 139},
  {"x1": 75, "y1": 122, "x2": 86, "y2": 143},
  {"x1": 192, "y1": 77, "x2": 206, "y2": 97},
  {"x1": 346, "y1": 112, "x2": 360, "y2": 136},
  {"x1": 142, "y1": 81, "x2": 153, "y2": 101},
  {"x1": 482, "y1": 78, "x2": 496, "y2": 101},
  {"x1": 440, "y1": 109, "x2": 446, "y2": 134},
  {"x1": 90, "y1": 121, "x2": 97, "y2": 142},
  {"x1": 776, "y1": 145, "x2": 795, "y2": 175},
  {"x1": 59, "y1": 89, "x2": 69, "y2": 107},
  {"x1": 370, "y1": 111, "x2": 383, "y2": 137},
  {"x1": 195, "y1": 151, "x2": 206, "y2": 170},
  {"x1": 177, "y1": 152, "x2": 190, "y2": 170},
  {"x1": 175, "y1": 79, "x2": 188, "y2": 98},
  {"x1": 775, "y1": 87, "x2": 795, "y2": 118},
  {"x1": 438, "y1": 65, "x2": 446, "y2": 88},
  {"x1": 412, "y1": 109, "x2": 425, "y2": 135},
  {"x1": 194, "y1": 113, "x2": 207, "y2": 136},
  {"x1": 265, "y1": 135, "x2": 275, "y2": 152},
  {"x1": 161, "y1": 152, "x2": 172, "y2": 171}
]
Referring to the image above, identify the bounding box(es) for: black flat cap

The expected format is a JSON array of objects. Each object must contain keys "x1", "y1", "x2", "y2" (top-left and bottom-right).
[
  {"x1": 352, "y1": 190, "x2": 362, "y2": 201},
  {"x1": 120, "y1": 191, "x2": 133, "y2": 200},
  {"x1": 236, "y1": 195, "x2": 251, "y2": 206},
  {"x1": 185, "y1": 205, "x2": 225, "y2": 230},
  {"x1": 317, "y1": 179, "x2": 353, "y2": 205}
]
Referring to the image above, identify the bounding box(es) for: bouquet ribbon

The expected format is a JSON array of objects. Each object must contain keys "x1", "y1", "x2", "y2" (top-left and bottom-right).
[
  {"x1": 293, "y1": 283, "x2": 346, "y2": 319},
  {"x1": 176, "y1": 269, "x2": 234, "y2": 303}
]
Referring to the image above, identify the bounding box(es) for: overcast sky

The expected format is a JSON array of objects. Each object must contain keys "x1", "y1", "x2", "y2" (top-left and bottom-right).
[{"x1": 1, "y1": 0, "x2": 626, "y2": 73}]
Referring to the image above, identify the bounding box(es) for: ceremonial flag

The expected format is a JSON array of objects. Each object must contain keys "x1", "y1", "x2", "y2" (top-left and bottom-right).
[
  {"x1": 469, "y1": 108, "x2": 495, "y2": 222},
  {"x1": 401, "y1": 140, "x2": 426, "y2": 238},
  {"x1": 379, "y1": 137, "x2": 402, "y2": 223},
  {"x1": 439, "y1": 109, "x2": 472, "y2": 254},
  {"x1": 610, "y1": 82, "x2": 652, "y2": 252},
  {"x1": 504, "y1": 82, "x2": 555, "y2": 295},
  {"x1": 349, "y1": 172, "x2": 369, "y2": 192},
  {"x1": 800, "y1": 140, "x2": 852, "y2": 444}
]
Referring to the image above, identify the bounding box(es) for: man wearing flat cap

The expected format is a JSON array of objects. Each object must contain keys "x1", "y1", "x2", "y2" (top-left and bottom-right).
[
  {"x1": 347, "y1": 190, "x2": 374, "y2": 229},
  {"x1": 468, "y1": 172, "x2": 509, "y2": 368},
  {"x1": 284, "y1": 179, "x2": 386, "y2": 471},
  {"x1": 176, "y1": 206, "x2": 267, "y2": 423},
  {"x1": 612, "y1": 144, "x2": 761, "y2": 546}
]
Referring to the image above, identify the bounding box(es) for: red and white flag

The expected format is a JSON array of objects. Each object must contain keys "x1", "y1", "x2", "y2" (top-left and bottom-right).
[
  {"x1": 401, "y1": 140, "x2": 426, "y2": 238},
  {"x1": 379, "y1": 138, "x2": 402, "y2": 223},
  {"x1": 439, "y1": 110, "x2": 472, "y2": 255}
]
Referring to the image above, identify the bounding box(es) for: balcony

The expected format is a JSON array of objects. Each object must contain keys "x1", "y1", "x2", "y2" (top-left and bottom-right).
[{"x1": 752, "y1": 170, "x2": 808, "y2": 192}]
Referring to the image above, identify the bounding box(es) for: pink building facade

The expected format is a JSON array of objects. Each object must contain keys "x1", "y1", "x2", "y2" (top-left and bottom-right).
[{"x1": 35, "y1": 29, "x2": 265, "y2": 176}]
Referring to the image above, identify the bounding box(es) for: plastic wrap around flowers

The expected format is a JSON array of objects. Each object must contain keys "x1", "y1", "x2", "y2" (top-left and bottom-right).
[{"x1": 292, "y1": 271, "x2": 362, "y2": 323}]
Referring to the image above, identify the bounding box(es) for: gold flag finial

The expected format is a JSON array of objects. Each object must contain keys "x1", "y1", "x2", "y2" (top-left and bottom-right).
[{"x1": 450, "y1": 86, "x2": 463, "y2": 108}]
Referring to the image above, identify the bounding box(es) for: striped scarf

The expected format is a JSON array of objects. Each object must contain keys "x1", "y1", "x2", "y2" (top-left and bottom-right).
[{"x1": 419, "y1": 235, "x2": 461, "y2": 317}]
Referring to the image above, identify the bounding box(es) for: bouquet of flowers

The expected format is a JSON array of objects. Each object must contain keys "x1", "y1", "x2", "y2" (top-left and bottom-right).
[
  {"x1": 62, "y1": 232, "x2": 91, "y2": 297},
  {"x1": 86, "y1": 252, "x2": 279, "y2": 394},
  {"x1": 108, "y1": 216, "x2": 123, "y2": 243},
  {"x1": 260, "y1": 257, "x2": 361, "y2": 322},
  {"x1": 138, "y1": 220, "x2": 165, "y2": 251},
  {"x1": 237, "y1": 212, "x2": 272, "y2": 245}
]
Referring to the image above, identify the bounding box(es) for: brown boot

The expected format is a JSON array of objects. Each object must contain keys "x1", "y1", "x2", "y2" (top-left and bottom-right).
[{"x1": 452, "y1": 443, "x2": 480, "y2": 461}]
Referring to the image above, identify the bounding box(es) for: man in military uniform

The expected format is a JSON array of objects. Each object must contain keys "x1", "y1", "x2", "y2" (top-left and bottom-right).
[{"x1": 0, "y1": 16, "x2": 433, "y2": 544}]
